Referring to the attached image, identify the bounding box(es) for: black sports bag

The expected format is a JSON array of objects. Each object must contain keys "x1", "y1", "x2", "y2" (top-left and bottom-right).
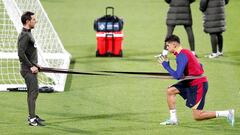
[{"x1": 94, "y1": 7, "x2": 124, "y2": 32}]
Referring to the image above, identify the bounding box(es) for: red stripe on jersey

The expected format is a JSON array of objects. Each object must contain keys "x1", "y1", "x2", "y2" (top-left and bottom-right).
[{"x1": 196, "y1": 83, "x2": 204, "y2": 103}]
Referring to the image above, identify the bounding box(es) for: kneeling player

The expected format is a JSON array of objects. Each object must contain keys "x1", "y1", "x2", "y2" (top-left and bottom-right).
[{"x1": 157, "y1": 35, "x2": 234, "y2": 126}]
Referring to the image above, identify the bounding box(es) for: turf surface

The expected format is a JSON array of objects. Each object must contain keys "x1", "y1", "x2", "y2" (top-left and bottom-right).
[{"x1": 0, "y1": 0, "x2": 239, "y2": 134}]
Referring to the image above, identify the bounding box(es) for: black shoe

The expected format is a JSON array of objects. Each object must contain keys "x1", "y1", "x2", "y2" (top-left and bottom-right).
[
  {"x1": 28, "y1": 118, "x2": 45, "y2": 126},
  {"x1": 36, "y1": 115, "x2": 45, "y2": 122},
  {"x1": 28, "y1": 115, "x2": 45, "y2": 122}
]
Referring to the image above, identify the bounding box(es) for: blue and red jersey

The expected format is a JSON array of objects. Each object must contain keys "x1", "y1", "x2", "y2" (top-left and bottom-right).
[{"x1": 162, "y1": 49, "x2": 207, "y2": 86}]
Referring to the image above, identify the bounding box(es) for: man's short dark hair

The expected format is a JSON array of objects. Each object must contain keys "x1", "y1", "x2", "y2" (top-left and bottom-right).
[
  {"x1": 165, "y1": 35, "x2": 181, "y2": 44},
  {"x1": 21, "y1": 11, "x2": 34, "y2": 25}
]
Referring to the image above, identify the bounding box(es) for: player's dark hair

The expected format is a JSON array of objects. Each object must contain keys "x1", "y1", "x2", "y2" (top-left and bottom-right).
[
  {"x1": 165, "y1": 35, "x2": 181, "y2": 44},
  {"x1": 21, "y1": 11, "x2": 34, "y2": 25}
]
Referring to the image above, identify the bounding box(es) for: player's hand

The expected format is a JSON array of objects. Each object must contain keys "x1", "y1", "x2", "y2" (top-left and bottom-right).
[
  {"x1": 30, "y1": 66, "x2": 39, "y2": 74},
  {"x1": 155, "y1": 54, "x2": 169, "y2": 64}
]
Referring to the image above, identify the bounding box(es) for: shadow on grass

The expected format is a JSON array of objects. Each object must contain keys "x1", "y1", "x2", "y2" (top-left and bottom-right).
[
  {"x1": 221, "y1": 50, "x2": 240, "y2": 58},
  {"x1": 200, "y1": 50, "x2": 240, "y2": 66},
  {"x1": 181, "y1": 117, "x2": 240, "y2": 134},
  {"x1": 64, "y1": 59, "x2": 76, "y2": 92},
  {"x1": 204, "y1": 58, "x2": 240, "y2": 66},
  {"x1": 43, "y1": 111, "x2": 160, "y2": 134},
  {"x1": 47, "y1": 111, "x2": 159, "y2": 124},
  {"x1": 44, "y1": 125, "x2": 96, "y2": 135}
]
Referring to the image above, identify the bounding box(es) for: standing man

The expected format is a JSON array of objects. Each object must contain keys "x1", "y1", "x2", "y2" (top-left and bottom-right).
[
  {"x1": 200, "y1": 0, "x2": 229, "y2": 58},
  {"x1": 18, "y1": 11, "x2": 45, "y2": 126},
  {"x1": 162, "y1": 0, "x2": 197, "y2": 57},
  {"x1": 157, "y1": 35, "x2": 234, "y2": 126}
]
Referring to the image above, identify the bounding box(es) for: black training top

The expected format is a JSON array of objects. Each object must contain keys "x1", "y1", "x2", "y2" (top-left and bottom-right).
[{"x1": 17, "y1": 27, "x2": 38, "y2": 71}]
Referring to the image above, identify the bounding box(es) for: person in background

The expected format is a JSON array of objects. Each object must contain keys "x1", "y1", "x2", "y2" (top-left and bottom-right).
[
  {"x1": 200, "y1": 0, "x2": 229, "y2": 58},
  {"x1": 162, "y1": 0, "x2": 197, "y2": 57}
]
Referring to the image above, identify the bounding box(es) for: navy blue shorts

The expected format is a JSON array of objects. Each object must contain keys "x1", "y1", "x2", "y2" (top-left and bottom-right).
[{"x1": 172, "y1": 81, "x2": 208, "y2": 110}]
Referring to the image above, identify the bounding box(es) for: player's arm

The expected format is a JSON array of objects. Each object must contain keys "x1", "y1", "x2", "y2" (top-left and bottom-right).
[{"x1": 161, "y1": 53, "x2": 188, "y2": 80}]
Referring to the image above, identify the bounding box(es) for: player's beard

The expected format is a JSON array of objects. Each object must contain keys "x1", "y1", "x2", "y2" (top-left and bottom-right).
[
  {"x1": 30, "y1": 25, "x2": 35, "y2": 29},
  {"x1": 29, "y1": 23, "x2": 35, "y2": 29}
]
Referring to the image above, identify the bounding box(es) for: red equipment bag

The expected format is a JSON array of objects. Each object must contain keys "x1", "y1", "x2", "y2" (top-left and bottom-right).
[
  {"x1": 94, "y1": 7, "x2": 124, "y2": 57},
  {"x1": 96, "y1": 31, "x2": 123, "y2": 57}
]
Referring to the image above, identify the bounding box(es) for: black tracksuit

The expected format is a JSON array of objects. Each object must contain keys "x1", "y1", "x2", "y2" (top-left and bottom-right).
[{"x1": 18, "y1": 27, "x2": 39, "y2": 119}]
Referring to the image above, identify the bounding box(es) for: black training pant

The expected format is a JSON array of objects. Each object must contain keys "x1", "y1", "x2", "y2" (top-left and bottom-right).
[
  {"x1": 20, "y1": 71, "x2": 39, "y2": 119},
  {"x1": 210, "y1": 32, "x2": 223, "y2": 53},
  {"x1": 164, "y1": 25, "x2": 195, "y2": 51}
]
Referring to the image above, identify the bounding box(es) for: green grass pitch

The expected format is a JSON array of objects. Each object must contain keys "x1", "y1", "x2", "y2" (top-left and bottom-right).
[{"x1": 0, "y1": 0, "x2": 239, "y2": 134}]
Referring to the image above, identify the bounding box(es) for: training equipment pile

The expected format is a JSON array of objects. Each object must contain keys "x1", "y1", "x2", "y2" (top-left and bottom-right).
[{"x1": 94, "y1": 7, "x2": 124, "y2": 57}]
